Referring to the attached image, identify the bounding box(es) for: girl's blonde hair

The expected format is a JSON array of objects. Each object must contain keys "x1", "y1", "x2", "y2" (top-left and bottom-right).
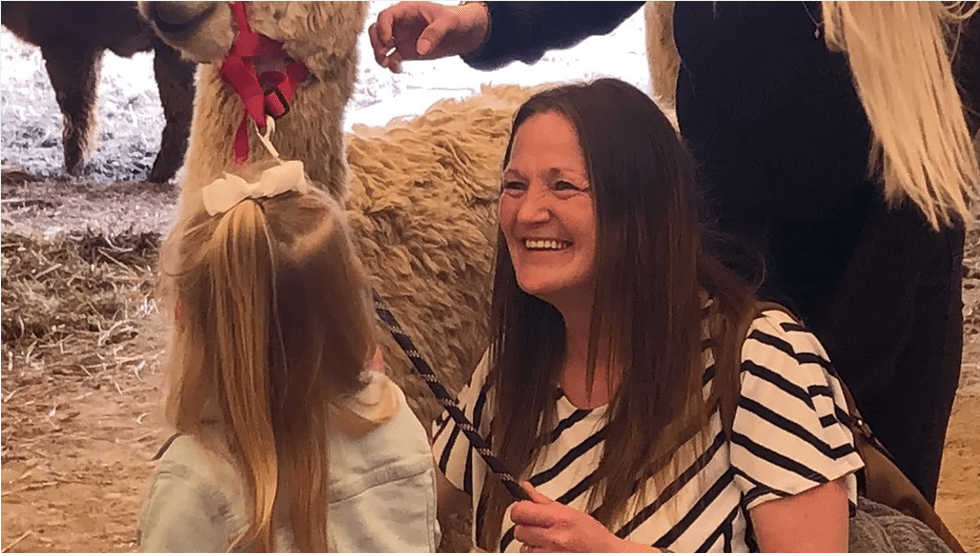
[
  {"x1": 646, "y1": 1, "x2": 980, "y2": 229},
  {"x1": 159, "y1": 178, "x2": 383, "y2": 552}
]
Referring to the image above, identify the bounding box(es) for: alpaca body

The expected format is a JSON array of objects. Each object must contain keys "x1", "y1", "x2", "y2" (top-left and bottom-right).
[
  {"x1": 1, "y1": 2, "x2": 194, "y2": 183},
  {"x1": 344, "y1": 84, "x2": 536, "y2": 418}
]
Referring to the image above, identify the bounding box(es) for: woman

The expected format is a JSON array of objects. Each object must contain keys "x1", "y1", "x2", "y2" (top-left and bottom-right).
[
  {"x1": 137, "y1": 164, "x2": 439, "y2": 552},
  {"x1": 374, "y1": 1, "x2": 980, "y2": 504},
  {"x1": 433, "y1": 79, "x2": 864, "y2": 552}
]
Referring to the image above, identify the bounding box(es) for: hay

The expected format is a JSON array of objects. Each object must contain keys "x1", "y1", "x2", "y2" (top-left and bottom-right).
[
  {"x1": 1, "y1": 228, "x2": 163, "y2": 463},
  {"x1": 1, "y1": 229, "x2": 160, "y2": 347}
]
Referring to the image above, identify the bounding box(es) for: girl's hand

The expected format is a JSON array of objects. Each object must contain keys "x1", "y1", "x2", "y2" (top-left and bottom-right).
[{"x1": 510, "y1": 482, "x2": 626, "y2": 553}]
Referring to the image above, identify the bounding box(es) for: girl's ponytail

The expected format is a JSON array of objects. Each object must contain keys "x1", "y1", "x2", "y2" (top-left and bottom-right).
[{"x1": 209, "y1": 200, "x2": 280, "y2": 552}]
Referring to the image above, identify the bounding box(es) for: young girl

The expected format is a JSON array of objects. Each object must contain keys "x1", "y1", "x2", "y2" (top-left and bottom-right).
[{"x1": 137, "y1": 164, "x2": 439, "y2": 552}]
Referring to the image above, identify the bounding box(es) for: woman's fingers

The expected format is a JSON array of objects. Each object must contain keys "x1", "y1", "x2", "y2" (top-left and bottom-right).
[
  {"x1": 509, "y1": 483, "x2": 623, "y2": 552},
  {"x1": 522, "y1": 481, "x2": 554, "y2": 504},
  {"x1": 510, "y1": 500, "x2": 558, "y2": 528}
]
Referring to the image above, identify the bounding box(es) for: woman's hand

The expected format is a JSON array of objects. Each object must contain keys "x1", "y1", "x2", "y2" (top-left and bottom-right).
[
  {"x1": 368, "y1": 1, "x2": 490, "y2": 73},
  {"x1": 510, "y1": 482, "x2": 630, "y2": 553}
]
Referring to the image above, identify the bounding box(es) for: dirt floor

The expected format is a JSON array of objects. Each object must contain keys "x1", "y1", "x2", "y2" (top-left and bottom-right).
[{"x1": 1, "y1": 170, "x2": 978, "y2": 552}]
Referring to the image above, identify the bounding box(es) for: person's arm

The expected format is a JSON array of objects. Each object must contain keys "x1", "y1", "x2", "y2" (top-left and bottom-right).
[
  {"x1": 369, "y1": 1, "x2": 644, "y2": 73},
  {"x1": 137, "y1": 471, "x2": 238, "y2": 552},
  {"x1": 749, "y1": 478, "x2": 850, "y2": 552},
  {"x1": 510, "y1": 482, "x2": 665, "y2": 552},
  {"x1": 463, "y1": 2, "x2": 647, "y2": 71},
  {"x1": 729, "y1": 310, "x2": 863, "y2": 552},
  {"x1": 508, "y1": 478, "x2": 848, "y2": 553}
]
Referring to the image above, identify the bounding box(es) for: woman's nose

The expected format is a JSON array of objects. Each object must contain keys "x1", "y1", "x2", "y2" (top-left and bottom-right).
[{"x1": 515, "y1": 185, "x2": 551, "y2": 224}]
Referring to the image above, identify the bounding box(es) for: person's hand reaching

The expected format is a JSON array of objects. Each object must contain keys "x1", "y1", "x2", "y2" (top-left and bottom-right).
[{"x1": 369, "y1": 1, "x2": 490, "y2": 73}]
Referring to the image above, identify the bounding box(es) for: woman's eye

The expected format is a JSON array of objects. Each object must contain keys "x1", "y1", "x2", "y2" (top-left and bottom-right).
[
  {"x1": 555, "y1": 180, "x2": 588, "y2": 192},
  {"x1": 502, "y1": 181, "x2": 526, "y2": 192}
]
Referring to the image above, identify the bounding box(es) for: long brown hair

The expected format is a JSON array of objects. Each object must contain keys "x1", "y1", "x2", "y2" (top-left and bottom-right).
[
  {"x1": 159, "y1": 183, "x2": 379, "y2": 552},
  {"x1": 480, "y1": 79, "x2": 759, "y2": 549}
]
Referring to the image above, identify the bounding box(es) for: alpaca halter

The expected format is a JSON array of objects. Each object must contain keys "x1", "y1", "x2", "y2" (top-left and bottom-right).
[{"x1": 219, "y1": 1, "x2": 309, "y2": 163}]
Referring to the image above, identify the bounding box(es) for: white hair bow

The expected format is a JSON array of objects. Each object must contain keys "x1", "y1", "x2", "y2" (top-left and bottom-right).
[
  {"x1": 202, "y1": 160, "x2": 309, "y2": 215},
  {"x1": 201, "y1": 116, "x2": 309, "y2": 215}
]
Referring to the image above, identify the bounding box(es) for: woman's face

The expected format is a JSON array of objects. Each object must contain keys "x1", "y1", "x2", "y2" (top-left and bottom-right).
[{"x1": 499, "y1": 111, "x2": 597, "y2": 307}]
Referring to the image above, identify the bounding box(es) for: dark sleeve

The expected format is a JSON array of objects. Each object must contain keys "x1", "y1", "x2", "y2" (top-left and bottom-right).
[{"x1": 462, "y1": 1, "x2": 646, "y2": 71}]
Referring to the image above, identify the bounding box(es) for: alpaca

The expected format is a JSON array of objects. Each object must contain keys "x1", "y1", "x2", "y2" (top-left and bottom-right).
[
  {"x1": 139, "y1": 1, "x2": 365, "y2": 213},
  {"x1": 139, "y1": 1, "x2": 534, "y2": 423},
  {"x1": 1, "y1": 2, "x2": 195, "y2": 183}
]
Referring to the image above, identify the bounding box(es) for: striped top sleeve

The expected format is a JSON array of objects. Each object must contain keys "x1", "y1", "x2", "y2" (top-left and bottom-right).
[
  {"x1": 731, "y1": 309, "x2": 865, "y2": 510},
  {"x1": 432, "y1": 350, "x2": 492, "y2": 497}
]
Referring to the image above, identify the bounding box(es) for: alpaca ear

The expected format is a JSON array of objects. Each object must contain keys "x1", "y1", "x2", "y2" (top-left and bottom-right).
[{"x1": 644, "y1": 2, "x2": 679, "y2": 112}]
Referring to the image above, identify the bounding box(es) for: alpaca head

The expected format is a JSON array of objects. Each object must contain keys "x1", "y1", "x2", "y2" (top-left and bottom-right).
[
  {"x1": 139, "y1": 1, "x2": 367, "y2": 207},
  {"x1": 138, "y1": 1, "x2": 367, "y2": 77}
]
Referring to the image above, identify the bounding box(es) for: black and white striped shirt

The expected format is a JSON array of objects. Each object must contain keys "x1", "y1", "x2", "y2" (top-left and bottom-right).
[{"x1": 432, "y1": 309, "x2": 864, "y2": 552}]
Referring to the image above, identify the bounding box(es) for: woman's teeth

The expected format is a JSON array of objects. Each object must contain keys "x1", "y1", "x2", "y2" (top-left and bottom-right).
[{"x1": 524, "y1": 239, "x2": 571, "y2": 250}]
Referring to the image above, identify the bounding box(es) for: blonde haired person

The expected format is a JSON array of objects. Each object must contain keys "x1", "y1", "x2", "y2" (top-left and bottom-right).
[
  {"x1": 136, "y1": 164, "x2": 439, "y2": 552},
  {"x1": 371, "y1": 1, "x2": 980, "y2": 505}
]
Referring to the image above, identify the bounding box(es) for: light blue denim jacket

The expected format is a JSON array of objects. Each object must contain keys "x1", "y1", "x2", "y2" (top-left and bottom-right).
[{"x1": 136, "y1": 372, "x2": 439, "y2": 552}]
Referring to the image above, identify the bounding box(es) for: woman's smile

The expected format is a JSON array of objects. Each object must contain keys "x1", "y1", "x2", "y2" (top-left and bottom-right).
[{"x1": 522, "y1": 238, "x2": 574, "y2": 251}]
